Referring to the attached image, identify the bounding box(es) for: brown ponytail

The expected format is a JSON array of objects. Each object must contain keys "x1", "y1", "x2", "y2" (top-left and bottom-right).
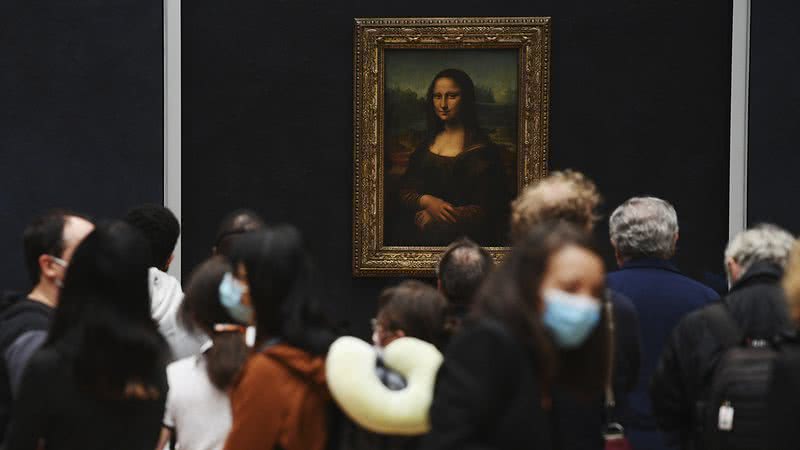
[
  {"x1": 206, "y1": 330, "x2": 248, "y2": 390},
  {"x1": 179, "y1": 256, "x2": 250, "y2": 391}
]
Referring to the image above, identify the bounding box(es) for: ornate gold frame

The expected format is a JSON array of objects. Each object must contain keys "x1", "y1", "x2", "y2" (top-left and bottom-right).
[{"x1": 353, "y1": 17, "x2": 551, "y2": 276}]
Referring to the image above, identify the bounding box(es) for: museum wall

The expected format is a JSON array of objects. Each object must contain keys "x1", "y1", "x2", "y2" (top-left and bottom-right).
[
  {"x1": 4, "y1": 0, "x2": 797, "y2": 341},
  {"x1": 747, "y1": 0, "x2": 800, "y2": 232},
  {"x1": 182, "y1": 0, "x2": 734, "y2": 337},
  {"x1": 0, "y1": 0, "x2": 164, "y2": 290}
]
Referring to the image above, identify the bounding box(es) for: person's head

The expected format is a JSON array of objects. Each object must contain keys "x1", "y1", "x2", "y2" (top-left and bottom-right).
[
  {"x1": 179, "y1": 256, "x2": 249, "y2": 390},
  {"x1": 372, "y1": 280, "x2": 448, "y2": 349},
  {"x1": 510, "y1": 170, "x2": 601, "y2": 241},
  {"x1": 725, "y1": 224, "x2": 794, "y2": 287},
  {"x1": 23, "y1": 209, "x2": 94, "y2": 293},
  {"x1": 609, "y1": 196, "x2": 679, "y2": 265},
  {"x1": 212, "y1": 209, "x2": 266, "y2": 256},
  {"x1": 473, "y1": 221, "x2": 608, "y2": 396},
  {"x1": 228, "y1": 225, "x2": 334, "y2": 355},
  {"x1": 425, "y1": 68, "x2": 479, "y2": 134},
  {"x1": 782, "y1": 242, "x2": 800, "y2": 325},
  {"x1": 436, "y1": 238, "x2": 493, "y2": 313},
  {"x1": 123, "y1": 204, "x2": 180, "y2": 271},
  {"x1": 48, "y1": 220, "x2": 166, "y2": 400}
]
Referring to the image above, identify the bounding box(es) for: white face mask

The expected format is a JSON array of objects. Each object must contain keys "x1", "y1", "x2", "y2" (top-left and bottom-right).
[{"x1": 49, "y1": 255, "x2": 68, "y2": 288}]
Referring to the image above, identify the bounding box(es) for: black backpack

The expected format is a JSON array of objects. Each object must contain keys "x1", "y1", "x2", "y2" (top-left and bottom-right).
[{"x1": 700, "y1": 303, "x2": 778, "y2": 450}]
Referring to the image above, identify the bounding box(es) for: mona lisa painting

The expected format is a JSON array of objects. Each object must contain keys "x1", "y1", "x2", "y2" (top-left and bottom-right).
[{"x1": 353, "y1": 17, "x2": 551, "y2": 276}]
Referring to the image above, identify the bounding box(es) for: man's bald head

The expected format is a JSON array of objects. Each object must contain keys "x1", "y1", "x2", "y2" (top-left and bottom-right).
[{"x1": 437, "y1": 238, "x2": 494, "y2": 310}]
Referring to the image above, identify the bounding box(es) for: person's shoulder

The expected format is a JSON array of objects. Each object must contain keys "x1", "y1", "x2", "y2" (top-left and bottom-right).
[
  {"x1": 447, "y1": 318, "x2": 519, "y2": 358},
  {"x1": 167, "y1": 355, "x2": 202, "y2": 378},
  {"x1": 680, "y1": 276, "x2": 719, "y2": 302},
  {"x1": 23, "y1": 344, "x2": 62, "y2": 376},
  {"x1": 0, "y1": 298, "x2": 52, "y2": 347}
]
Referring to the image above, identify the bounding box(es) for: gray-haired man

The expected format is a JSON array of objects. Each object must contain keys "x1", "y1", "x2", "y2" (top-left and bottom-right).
[
  {"x1": 650, "y1": 224, "x2": 794, "y2": 450},
  {"x1": 606, "y1": 196, "x2": 719, "y2": 450}
]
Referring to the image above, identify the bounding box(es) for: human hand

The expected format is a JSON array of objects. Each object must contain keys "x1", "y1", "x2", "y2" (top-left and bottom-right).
[
  {"x1": 419, "y1": 195, "x2": 457, "y2": 224},
  {"x1": 415, "y1": 210, "x2": 433, "y2": 230}
]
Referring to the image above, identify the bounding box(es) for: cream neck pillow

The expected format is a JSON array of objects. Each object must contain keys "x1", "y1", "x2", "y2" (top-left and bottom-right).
[{"x1": 326, "y1": 336, "x2": 443, "y2": 435}]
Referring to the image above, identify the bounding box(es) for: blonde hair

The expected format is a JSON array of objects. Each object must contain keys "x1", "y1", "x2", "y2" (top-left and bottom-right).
[
  {"x1": 510, "y1": 170, "x2": 601, "y2": 242},
  {"x1": 782, "y1": 241, "x2": 800, "y2": 322}
]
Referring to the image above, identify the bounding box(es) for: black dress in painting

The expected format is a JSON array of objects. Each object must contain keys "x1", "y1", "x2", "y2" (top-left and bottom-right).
[{"x1": 395, "y1": 138, "x2": 511, "y2": 247}]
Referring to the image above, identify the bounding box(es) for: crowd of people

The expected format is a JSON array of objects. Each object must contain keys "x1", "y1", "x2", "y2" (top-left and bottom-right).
[{"x1": 0, "y1": 170, "x2": 799, "y2": 450}]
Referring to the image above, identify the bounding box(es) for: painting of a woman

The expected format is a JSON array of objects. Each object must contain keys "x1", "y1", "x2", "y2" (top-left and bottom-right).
[{"x1": 394, "y1": 68, "x2": 513, "y2": 246}]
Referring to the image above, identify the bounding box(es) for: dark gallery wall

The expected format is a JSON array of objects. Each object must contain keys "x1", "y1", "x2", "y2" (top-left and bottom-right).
[
  {"x1": 747, "y1": 0, "x2": 800, "y2": 231},
  {"x1": 183, "y1": 0, "x2": 733, "y2": 337},
  {"x1": 0, "y1": 0, "x2": 164, "y2": 290}
]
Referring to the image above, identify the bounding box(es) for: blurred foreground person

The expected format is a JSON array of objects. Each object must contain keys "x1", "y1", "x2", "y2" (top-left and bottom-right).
[
  {"x1": 767, "y1": 240, "x2": 800, "y2": 450},
  {"x1": 4, "y1": 221, "x2": 169, "y2": 450},
  {"x1": 223, "y1": 226, "x2": 336, "y2": 450},
  {"x1": 211, "y1": 209, "x2": 266, "y2": 256},
  {"x1": 157, "y1": 256, "x2": 249, "y2": 450},
  {"x1": 422, "y1": 222, "x2": 609, "y2": 450},
  {"x1": 652, "y1": 224, "x2": 794, "y2": 450},
  {"x1": 335, "y1": 280, "x2": 449, "y2": 450},
  {"x1": 512, "y1": 170, "x2": 641, "y2": 449},
  {"x1": 0, "y1": 210, "x2": 93, "y2": 441},
  {"x1": 125, "y1": 203, "x2": 204, "y2": 360}
]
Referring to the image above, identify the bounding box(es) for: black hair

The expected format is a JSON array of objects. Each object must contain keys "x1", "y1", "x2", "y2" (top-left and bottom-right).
[
  {"x1": 179, "y1": 256, "x2": 248, "y2": 390},
  {"x1": 47, "y1": 220, "x2": 168, "y2": 400},
  {"x1": 212, "y1": 209, "x2": 266, "y2": 256},
  {"x1": 228, "y1": 225, "x2": 335, "y2": 355},
  {"x1": 22, "y1": 209, "x2": 86, "y2": 286},
  {"x1": 425, "y1": 68, "x2": 482, "y2": 139},
  {"x1": 437, "y1": 237, "x2": 494, "y2": 312},
  {"x1": 123, "y1": 204, "x2": 180, "y2": 270},
  {"x1": 376, "y1": 280, "x2": 449, "y2": 349},
  {"x1": 472, "y1": 221, "x2": 609, "y2": 398}
]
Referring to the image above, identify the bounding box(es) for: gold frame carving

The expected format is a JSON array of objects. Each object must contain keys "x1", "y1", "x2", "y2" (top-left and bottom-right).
[{"x1": 353, "y1": 17, "x2": 551, "y2": 276}]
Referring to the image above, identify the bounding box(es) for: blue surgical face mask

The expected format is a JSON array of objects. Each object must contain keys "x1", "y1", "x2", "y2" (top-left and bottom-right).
[
  {"x1": 219, "y1": 272, "x2": 254, "y2": 325},
  {"x1": 542, "y1": 289, "x2": 601, "y2": 349}
]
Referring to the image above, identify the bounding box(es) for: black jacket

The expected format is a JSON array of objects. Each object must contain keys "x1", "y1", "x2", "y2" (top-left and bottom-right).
[
  {"x1": 0, "y1": 293, "x2": 52, "y2": 443},
  {"x1": 650, "y1": 262, "x2": 792, "y2": 449},
  {"x1": 552, "y1": 290, "x2": 641, "y2": 450},
  {"x1": 766, "y1": 331, "x2": 800, "y2": 450},
  {"x1": 421, "y1": 319, "x2": 555, "y2": 450}
]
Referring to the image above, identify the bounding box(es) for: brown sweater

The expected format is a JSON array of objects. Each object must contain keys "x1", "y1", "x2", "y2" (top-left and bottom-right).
[{"x1": 224, "y1": 343, "x2": 330, "y2": 450}]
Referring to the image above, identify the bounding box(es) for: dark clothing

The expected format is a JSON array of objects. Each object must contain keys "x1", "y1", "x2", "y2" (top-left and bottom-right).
[
  {"x1": 553, "y1": 290, "x2": 641, "y2": 450},
  {"x1": 396, "y1": 140, "x2": 511, "y2": 246},
  {"x1": 0, "y1": 294, "x2": 53, "y2": 442},
  {"x1": 767, "y1": 331, "x2": 800, "y2": 450},
  {"x1": 338, "y1": 421, "x2": 421, "y2": 450},
  {"x1": 607, "y1": 258, "x2": 718, "y2": 450},
  {"x1": 337, "y1": 354, "x2": 419, "y2": 450},
  {"x1": 650, "y1": 262, "x2": 791, "y2": 450},
  {"x1": 4, "y1": 331, "x2": 167, "y2": 450},
  {"x1": 421, "y1": 319, "x2": 554, "y2": 450}
]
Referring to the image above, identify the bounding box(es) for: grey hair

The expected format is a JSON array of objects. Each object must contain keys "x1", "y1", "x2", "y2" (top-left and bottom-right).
[
  {"x1": 609, "y1": 197, "x2": 679, "y2": 260},
  {"x1": 724, "y1": 224, "x2": 795, "y2": 272}
]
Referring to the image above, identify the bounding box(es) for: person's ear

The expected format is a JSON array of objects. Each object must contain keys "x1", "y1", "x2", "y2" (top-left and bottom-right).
[
  {"x1": 612, "y1": 245, "x2": 625, "y2": 268},
  {"x1": 38, "y1": 254, "x2": 60, "y2": 281},
  {"x1": 726, "y1": 257, "x2": 743, "y2": 284}
]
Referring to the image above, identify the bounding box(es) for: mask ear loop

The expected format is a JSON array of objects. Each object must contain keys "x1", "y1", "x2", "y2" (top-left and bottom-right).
[
  {"x1": 213, "y1": 323, "x2": 246, "y2": 333},
  {"x1": 211, "y1": 323, "x2": 256, "y2": 348}
]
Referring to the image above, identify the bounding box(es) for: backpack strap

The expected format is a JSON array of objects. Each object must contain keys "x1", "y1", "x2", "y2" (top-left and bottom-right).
[{"x1": 703, "y1": 303, "x2": 743, "y2": 349}]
